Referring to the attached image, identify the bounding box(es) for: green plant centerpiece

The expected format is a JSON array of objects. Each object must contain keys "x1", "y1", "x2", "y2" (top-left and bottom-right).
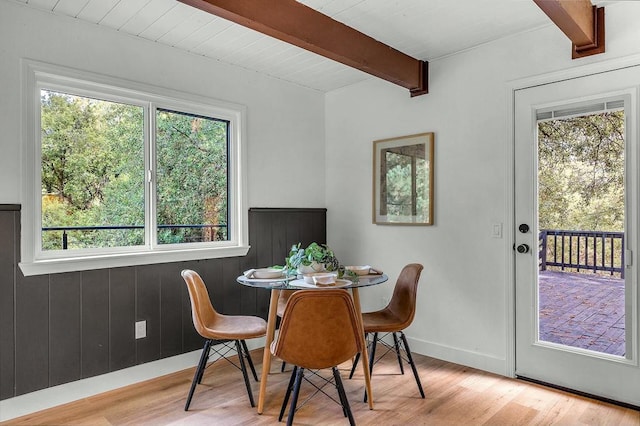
[
  {"x1": 285, "y1": 242, "x2": 339, "y2": 274},
  {"x1": 284, "y1": 242, "x2": 357, "y2": 280}
]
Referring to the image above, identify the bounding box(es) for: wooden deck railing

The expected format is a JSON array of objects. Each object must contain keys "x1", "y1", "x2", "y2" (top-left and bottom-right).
[{"x1": 539, "y1": 229, "x2": 624, "y2": 278}]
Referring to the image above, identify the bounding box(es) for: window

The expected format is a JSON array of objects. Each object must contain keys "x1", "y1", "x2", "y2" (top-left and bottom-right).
[{"x1": 20, "y1": 61, "x2": 248, "y2": 276}]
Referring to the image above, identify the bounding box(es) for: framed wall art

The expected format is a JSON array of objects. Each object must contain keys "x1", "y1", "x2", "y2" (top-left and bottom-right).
[{"x1": 373, "y1": 132, "x2": 434, "y2": 225}]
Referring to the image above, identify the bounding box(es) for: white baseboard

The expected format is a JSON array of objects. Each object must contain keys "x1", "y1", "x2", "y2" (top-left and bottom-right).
[
  {"x1": 407, "y1": 336, "x2": 508, "y2": 377},
  {"x1": 0, "y1": 338, "x2": 265, "y2": 422}
]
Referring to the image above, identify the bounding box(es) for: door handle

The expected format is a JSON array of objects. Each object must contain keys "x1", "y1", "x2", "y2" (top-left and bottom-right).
[{"x1": 517, "y1": 244, "x2": 530, "y2": 254}]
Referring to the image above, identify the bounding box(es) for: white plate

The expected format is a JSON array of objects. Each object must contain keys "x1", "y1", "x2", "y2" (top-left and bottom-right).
[
  {"x1": 289, "y1": 278, "x2": 352, "y2": 288},
  {"x1": 250, "y1": 268, "x2": 286, "y2": 279},
  {"x1": 238, "y1": 275, "x2": 293, "y2": 283}
]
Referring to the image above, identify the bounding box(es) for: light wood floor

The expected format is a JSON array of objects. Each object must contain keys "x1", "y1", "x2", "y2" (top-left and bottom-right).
[{"x1": 3, "y1": 349, "x2": 638, "y2": 425}]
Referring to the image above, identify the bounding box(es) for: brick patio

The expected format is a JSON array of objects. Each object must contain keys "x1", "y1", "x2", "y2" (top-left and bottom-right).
[{"x1": 538, "y1": 270, "x2": 626, "y2": 356}]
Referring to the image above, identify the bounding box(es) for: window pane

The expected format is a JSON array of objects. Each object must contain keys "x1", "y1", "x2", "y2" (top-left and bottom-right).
[
  {"x1": 156, "y1": 109, "x2": 229, "y2": 244},
  {"x1": 40, "y1": 90, "x2": 145, "y2": 250}
]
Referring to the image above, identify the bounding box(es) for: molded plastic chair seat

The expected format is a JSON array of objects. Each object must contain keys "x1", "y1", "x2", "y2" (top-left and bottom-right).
[
  {"x1": 361, "y1": 310, "x2": 405, "y2": 332},
  {"x1": 197, "y1": 314, "x2": 267, "y2": 340},
  {"x1": 181, "y1": 269, "x2": 267, "y2": 410},
  {"x1": 349, "y1": 263, "x2": 425, "y2": 400},
  {"x1": 271, "y1": 289, "x2": 364, "y2": 426}
]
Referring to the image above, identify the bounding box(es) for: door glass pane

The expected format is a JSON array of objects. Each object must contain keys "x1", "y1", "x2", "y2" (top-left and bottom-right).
[{"x1": 537, "y1": 107, "x2": 626, "y2": 356}]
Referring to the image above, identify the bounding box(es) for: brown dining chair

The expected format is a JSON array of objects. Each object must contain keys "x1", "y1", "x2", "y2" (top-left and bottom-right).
[
  {"x1": 349, "y1": 263, "x2": 425, "y2": 400},
  {"x1": 181, "y1": 269, "x2": 267, "y2": 410},
  {"x1": 271, "y1": 289, "x2": 364, "y2": 426}
]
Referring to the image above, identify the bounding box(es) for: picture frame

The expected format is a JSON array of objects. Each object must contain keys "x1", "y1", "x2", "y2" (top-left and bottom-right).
[{"x1": 373, "y1": 132, "x2": 434, "y2": 225}]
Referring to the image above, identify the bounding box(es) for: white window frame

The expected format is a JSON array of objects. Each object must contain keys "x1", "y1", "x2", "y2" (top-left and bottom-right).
[{"x1": 20, "y1": 60, "x2": 249, "y2": 276}]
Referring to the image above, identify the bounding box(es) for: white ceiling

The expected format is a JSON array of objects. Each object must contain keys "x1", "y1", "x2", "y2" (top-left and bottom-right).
[{"x1": 12, "y1": 0, "x2": 610, "y2": 92}]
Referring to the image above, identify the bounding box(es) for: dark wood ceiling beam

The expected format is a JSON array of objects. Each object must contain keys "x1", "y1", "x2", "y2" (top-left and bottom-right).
[
  {"x1": 178, "y1": 0, "x2": 428, "y2": 96},
  {"x1": 533, "y1": 0, "x2": 605, "y2": 59}
]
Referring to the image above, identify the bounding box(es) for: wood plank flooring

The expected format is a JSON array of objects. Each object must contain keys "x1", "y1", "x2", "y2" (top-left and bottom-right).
[{"x1": 3, "y1": 349, "x2": 638, "y2": 425}]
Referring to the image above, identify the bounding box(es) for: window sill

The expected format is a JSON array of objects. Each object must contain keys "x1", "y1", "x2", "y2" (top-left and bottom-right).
[{"x1": 18, "y1": 245, "x2": 250, "y2": 276}]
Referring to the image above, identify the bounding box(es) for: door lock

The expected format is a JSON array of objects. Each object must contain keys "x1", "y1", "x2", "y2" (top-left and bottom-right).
[
  {"x1": 516, "y1": 244, "x2": 530, "y2": 254},
  {"x1": 518, "y1": 224, "x2": 530, "y2": 233}
]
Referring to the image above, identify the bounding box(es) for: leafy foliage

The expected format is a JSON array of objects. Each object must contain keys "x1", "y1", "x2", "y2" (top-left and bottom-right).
[
  {"x1": 156, "y1": 109, "x2": 228, "y2": 244},
  {"x1": 538, "y1": 111, "x2": 624, "y2": 232},
  {"x1": 40, "y1": 90, "x2": 229, "y2": 250},
  {"x1": 285, "y1": 242, "x2": 339, "y2": 272}
]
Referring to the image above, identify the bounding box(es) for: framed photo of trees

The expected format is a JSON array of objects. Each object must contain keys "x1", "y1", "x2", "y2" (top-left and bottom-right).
[{"x1": 373, "y1": 132, "x2": 434, "y2": 225}]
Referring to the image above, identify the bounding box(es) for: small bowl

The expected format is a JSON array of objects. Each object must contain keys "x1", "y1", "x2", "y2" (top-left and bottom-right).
[
  {"x1": 345, "y1": 265, "x2": 371, "y2": 276},
  {"x1": 303, "y1": 272, "x2": 337, "y2": 284},
  {"x1": 252, "y1": 268, "x2": 284, "y2": 279},
  {"x1": 313, "y1": 274, "x2": 337, "y2": 286}
]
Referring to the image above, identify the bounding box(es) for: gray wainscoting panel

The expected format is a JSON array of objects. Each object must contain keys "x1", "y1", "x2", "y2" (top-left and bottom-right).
[
  {"x1": 136, "y1": 265, "x2": 162, "y2": 365},
  {"x1": 109, "y1": 267, "x2": 137, "y2": 371},
  {"x1": 158, "y1": 262, "x2": 184, "y2": 359},
  {"x1": 0, "y1": 207, "x2": 326, "y2": 401},
  {"x1": 248, "y1": 208, "x2": 327, "y2": 318},
  {"x1": 81, "y1": 270, "x2": 110, "y2": 379},
  {"x1": 221, "y1": 256, "x2": 242, "y2": 315},
  {"x1": 0, "y1": 207, "x2": 18, "y2": 400},
  {"x1": 14, "y1": 272, "x2": 49, "y2": 396},
  {"x1": 49, "y1": 272, "x2": 82, "y2": 386}
]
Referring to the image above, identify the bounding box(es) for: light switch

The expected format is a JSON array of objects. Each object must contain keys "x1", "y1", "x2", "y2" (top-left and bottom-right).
[{"x1": 492, "y1": 223, "x2": 503, "y2": 239}]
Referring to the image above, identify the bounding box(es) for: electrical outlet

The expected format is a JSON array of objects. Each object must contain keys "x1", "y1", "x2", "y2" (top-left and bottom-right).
[{"x1": 135, "y1": 320, "x2": 146, "y2": 339}]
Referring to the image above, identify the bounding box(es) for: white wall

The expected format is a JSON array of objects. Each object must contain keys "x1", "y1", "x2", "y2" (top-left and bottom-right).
[
  {"x1": 3, "y1": 0, "x2": 640, "y2": 383},
  {"x1": 325, "y1": 2, "x2": 640, "y2": 375},
  {"x1": 0, "y1": 1, "x2": 326, "y2": 208}
]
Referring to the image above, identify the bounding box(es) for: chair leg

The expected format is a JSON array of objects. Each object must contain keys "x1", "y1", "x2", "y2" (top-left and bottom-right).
[
  {"x1": 399, "y1": 331, "x2": 425, "y2": 398},
  {"x1": 185, "y1": 339, "x2": 212, "y2": 411},
  {"x1": 364, "y1": 332, "x2": 378, "y2": 403},
  {"x1": 348, "y1": 352, "x2": 360, "y2": 379},
  {"x1": 235, "y1": 340, "x2": 256, "y2": 407},
  {"x1": 286, "y1": 367, "x2": 304, "y2": 426},
  {"x1": 348, "y1": 333, "x2": 367, "y2": 379},
  {"x1": 368, "y1": 332, "x2": 378, "y2": 375},
  {"x1": 195, "y1": 339, "x2": 212, "y2": 385},
  {"x1": 281, "y1": 361, "x2": 287, "y2": 372},
  {"x1": 392, "y1": 332, "x2": 405, "y2": 374},
  {"x1": 333, "y1": 367, "x2": 349, "y2": 417},
  {"x1": 279, "y1": 366, "x2": 298, "y2": 422},
  {"x1": 333, "y1": 367, "x2": 355, "y2": 426},
  {"x1": 240, "y1": 340, "x2": 259, "y2": 381}
]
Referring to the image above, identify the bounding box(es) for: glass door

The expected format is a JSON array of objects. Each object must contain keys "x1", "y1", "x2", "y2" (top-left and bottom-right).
[{"x1": 514, "y1": 66, "x2": 640, "y2": 406}]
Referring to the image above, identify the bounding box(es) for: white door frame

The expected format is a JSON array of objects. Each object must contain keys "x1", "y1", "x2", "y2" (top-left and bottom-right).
[{"x1": 504, "y1": 53, "x2": 640, "y2": 378}]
